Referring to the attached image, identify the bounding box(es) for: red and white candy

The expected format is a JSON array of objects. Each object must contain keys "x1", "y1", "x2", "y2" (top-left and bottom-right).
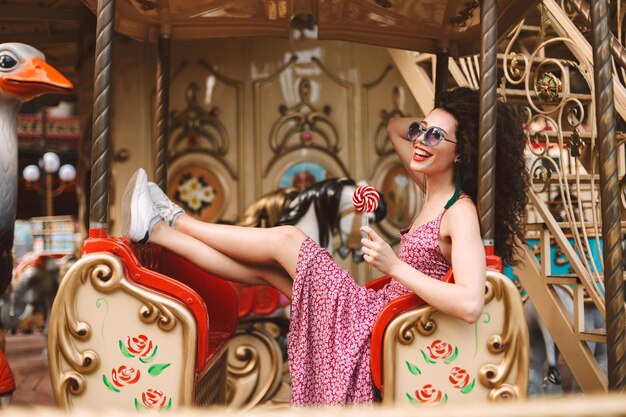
[{"x1": 352, "y1": 185, "x2": 380, "y2": 213}]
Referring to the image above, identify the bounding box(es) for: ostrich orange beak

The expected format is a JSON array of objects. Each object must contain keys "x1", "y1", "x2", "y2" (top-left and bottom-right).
[{"x1": 0, "y1": 57, "x2": 73, "y2": 100}]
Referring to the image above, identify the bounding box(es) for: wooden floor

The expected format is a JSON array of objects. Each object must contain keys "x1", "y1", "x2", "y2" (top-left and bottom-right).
[{"x1": 4, "y1": 331, "x2": 55, "y2": 407}]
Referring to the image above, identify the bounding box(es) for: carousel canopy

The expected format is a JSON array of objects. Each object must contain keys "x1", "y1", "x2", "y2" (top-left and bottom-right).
[{"x1": 79, "y1": 0, "x2": 539, "y2": 56}]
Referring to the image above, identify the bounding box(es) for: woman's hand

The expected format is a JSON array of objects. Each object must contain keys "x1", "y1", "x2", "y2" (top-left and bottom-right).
[
  {"x1": 387, "y1": 117, "x2": 424, "y2": 190},
  {"x1": 360, "y1": 226, "x2": 401, "y2": 275}
]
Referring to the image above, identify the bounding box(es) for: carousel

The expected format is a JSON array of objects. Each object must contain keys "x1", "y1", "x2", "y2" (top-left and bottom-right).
[{"x1": 0, "y1": 0, "x2": 624, "y2": 412}]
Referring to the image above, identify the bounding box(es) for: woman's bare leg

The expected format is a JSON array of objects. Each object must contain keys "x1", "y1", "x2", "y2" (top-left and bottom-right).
[
  {"x1": 174, "y1": 214, "x2": 306, "y2": 278},
  {"x1": 150, "y1": 222, "x2": 293, "y2": 298}
]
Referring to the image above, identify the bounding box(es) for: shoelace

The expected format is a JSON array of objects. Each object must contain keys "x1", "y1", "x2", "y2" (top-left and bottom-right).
[{"x1": 153, "y1": 201, "x2": 179, "y2": 223}]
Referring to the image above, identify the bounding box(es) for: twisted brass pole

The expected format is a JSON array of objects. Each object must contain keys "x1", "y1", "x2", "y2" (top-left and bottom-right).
[
  {"x1": 478, "y1": 0, "x2": 498, "y2": 248},
  {"x1": 155, "y1": 30, "x2": 171, "y2": 191},
  {"x1": 569, "y1": 0, "x2": 626, "y2": 71},
  {"x1": 590, "y1": 0, "x2": 626, "y2": 391},
  {"x1": 88, "y1": 0, "x2": 115, "y2": 231}
]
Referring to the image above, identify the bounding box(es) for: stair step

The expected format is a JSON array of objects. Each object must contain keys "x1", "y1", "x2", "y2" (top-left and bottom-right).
[
  {"x1": 546, "y1": 275, "x2": 578, "y2": 285},
  {"x1": 579, "y1": 328, "x2": 607, "y2": 343}
]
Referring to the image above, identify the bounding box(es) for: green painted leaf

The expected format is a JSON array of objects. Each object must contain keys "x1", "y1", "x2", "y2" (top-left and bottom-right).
[
  {"x1": 160, "y1": 398, "x2": 172, "y2": 411},
  {"x1": 119, "y1": 340, "x2": 135, "y2": 358},
  {"x1": 405, "y1": 361, "x2": 421, "y2": 375},
  {"x1": 102, "y1": 374, "x2": 120, "y2": 393},
  {"x1": 134, "y1": 398, "x2": 145, "y2": 411},
  {"x1": 441, "y1": 393, "x2": 448, "y2": 404},
  {"x1": 420, "y1": 350, "x2": 436, "y2": 364},
  {"x1": 443, "y1": 347, "x2": 458, "y2": 364},
  {"x1": 140, "y1": 346, "x2": 159, "y2": 363},
  {"x1": 406, "y1": 392, "x2": 419, "y2": 406},
  {"x1": 148, "y1": 363, "x2": 171, "y2": 376},
  {"x1": 460, "y1": 378, "x2": 475, "y2": 394}
]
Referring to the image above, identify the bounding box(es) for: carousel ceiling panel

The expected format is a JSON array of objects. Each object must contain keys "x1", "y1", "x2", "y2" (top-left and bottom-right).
[
  {"x1": 81, "y1": 0, "x2": 291, "y2": 41},
  {"x1": 316, "y1": 0, "x2": 540, "y2": 55},
  {"x1": 0, "y1": 0, "x2": 87, "y2": 78},
  {"x1": 79, "y1": 0, "x2": 538, "y2": 55}
]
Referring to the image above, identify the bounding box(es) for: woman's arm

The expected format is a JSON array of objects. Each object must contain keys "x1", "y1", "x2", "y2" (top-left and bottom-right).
[
  {"x1": 387, "y1": 117, "x2": 425, "y2": 191},
  {"x1": 361, "y1": 201, "x2": 486, "y2": 323}
]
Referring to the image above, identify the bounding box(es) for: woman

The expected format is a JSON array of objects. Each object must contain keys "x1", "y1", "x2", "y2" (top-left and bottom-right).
[{"x1": 121, "y1": 87, "x2": 528, "y2": 405}]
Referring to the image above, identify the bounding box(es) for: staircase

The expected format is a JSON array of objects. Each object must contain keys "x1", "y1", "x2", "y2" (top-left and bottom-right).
[{"x1": 388, "y1": 0, "x2": 626, "y2": 393}]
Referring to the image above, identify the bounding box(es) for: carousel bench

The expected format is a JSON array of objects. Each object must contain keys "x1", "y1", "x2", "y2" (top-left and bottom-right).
[
  {"x1": 367, "y1": 257, "x2": 529, "y2": 405},
  {"x1": 48, "y1": 236, "x2": 238, "y2": 410}
]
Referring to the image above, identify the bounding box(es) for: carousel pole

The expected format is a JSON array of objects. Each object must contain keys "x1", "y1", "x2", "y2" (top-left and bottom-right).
[
  {"x1": 88, "y1": 0, "x2": 115, "y2": 237},
  {"x1": 155, "y1": 26, "x2": 172, "y2": 191},
  {"x1": 478, "y1": 0, "x2": 498, "y2": 254},
  {"x1": 590, "y1": 0, "x2": 626, "y2": 391}
]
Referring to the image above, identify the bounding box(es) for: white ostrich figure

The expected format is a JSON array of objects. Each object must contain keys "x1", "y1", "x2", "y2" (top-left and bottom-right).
[
  {"x1": 0, "y1": 43, "x2": 73, "y2": 295},
  {"x1": 0, "y1": 43, "x2": 72, "y2": 408}
]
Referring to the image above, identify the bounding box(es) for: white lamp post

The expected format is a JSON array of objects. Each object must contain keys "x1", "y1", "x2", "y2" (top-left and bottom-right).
[{"x1": 23, "y1": 151, "x2": 76, "y2": 216}]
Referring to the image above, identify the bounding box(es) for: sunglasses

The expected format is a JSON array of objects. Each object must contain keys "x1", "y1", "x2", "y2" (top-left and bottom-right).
[{"x1": 407, "y1": 121, "x2": 457, "y2": 146}]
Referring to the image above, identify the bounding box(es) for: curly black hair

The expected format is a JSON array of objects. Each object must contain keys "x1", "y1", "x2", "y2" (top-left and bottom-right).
[{"x1": 435, "y1": 87, "x2": 529, "y2": 266}]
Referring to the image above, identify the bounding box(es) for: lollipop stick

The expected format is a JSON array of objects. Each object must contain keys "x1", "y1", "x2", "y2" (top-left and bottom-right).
[{"x1": 365, "y1": 215, "x2": 371, "y2": 269}]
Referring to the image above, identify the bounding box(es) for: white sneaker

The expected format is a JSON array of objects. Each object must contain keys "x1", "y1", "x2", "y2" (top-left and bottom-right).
[
  {"x1": 121, "y1": 168, "x2": 160, "y2": 243},
  {"x1": 148, "y1": 182, "x2": 184, "y2": 228}
]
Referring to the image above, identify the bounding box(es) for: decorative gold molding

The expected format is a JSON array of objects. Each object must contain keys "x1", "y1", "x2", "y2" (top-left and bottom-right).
[
  {"x1": 253, "y1": 54, "x2": 354, "y2": 196},
  {"x1": 198, "y1": 59, "x2": 245, "y2": 213},
  {"x1": 48, "y1": 253, "x2": 197, "y2": 409},
  {"x1": 381, "y1": 271, "x2": 528, "y2": 405},
  {"x1": 169, "y1": 82, "x2": 237, "y2": 177},
  {"x1": 225, "y1": 325, "x2": 286, "y2": 410},
  {"x1": 501, "y1": 14, "x2": 608, "y2": 317}
]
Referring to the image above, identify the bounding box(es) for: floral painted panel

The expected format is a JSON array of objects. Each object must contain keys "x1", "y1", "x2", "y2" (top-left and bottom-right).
[
  {"x1": 101, "y1": 333, "x2": 173, "y2": 411},
  {"x1": 404, "y1": 339, "x2": 476, "y2": 406}
]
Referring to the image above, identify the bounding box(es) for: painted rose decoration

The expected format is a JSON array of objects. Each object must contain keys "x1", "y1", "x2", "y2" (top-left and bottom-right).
[
  {"x1": 427, "y1": 340, "x2": 452, "y2": 360},
  {"x1": 448, "y1": 367, "x2": 469, "y2": 388},
  {"x1": 136, "y1": 388, "x2": 172, "y2": 410},
  {"x1": 112, "y1": 366, "x2": 141, "y2": 387},
  {"x1": 126, "y1": 335, "x2": 155, "y2": 357},
  {"x1": 102, "y1": 365, "x2": 141, "y2": 393},
  {"x1": 406, "y1": 339, "x2": 474, "y2": 406},
  {"x1": 449, "y1": 367, "x2": 475, "y2": 393},
  {"x1": 413, "y1": 384, "x2": 447, "y2": 405},
  {"x1": 422, "y1": 339, "x2": 458, "y2": 364},
  {"x1": 120, "y1": 334, "x2": 158, "y2": 363}
]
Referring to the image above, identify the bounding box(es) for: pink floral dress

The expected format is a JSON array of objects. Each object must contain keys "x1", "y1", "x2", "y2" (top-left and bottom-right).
[{"x1": 288, "y1": 205, "x2": 457, "y2": 405}]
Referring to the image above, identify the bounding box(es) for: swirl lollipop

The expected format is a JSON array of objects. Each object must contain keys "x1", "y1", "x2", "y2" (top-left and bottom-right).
[{"x1": 352, "y1": 185, "x2": 380, "y2": 227}]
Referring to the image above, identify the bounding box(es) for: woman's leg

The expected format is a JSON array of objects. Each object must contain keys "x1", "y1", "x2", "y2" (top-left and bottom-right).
[
  {"x1": 150, "y1": 222, "x2": 294, "y2": 298},
  {"x1": 123, "y1": 170, "x2": 305, "y2": 280},
  {"x1": 174, "y1": 214, "x2": 306, "y2": 278}
]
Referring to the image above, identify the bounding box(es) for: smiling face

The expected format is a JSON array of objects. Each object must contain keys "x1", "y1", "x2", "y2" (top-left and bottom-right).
[{"x1": 409, "y1": 108, "x2": 459, "y2": 176}]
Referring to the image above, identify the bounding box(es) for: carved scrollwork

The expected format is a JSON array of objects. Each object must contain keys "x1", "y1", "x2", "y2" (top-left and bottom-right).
[
  {"x1": 254, "y1": 54, "x2": 354, "y2": 184},
  {"x1": 170, "y1": 82, "x2": 230, "y2": 156},
  {"x1": 269, "y1": 77, "x2": 339, "y2": 154},
  {"x1": 383, "y1": 272, "x2": 528, "y2": 404},
  {"x1": 502, "y1": 13, "x2": 607, "y2": 296},
  {"x1": 48, "y1": 253, "x2": 196, "y2": 408},
  {"x1": 226, "y1": 325, "x2": 288, "y2": 410},
  {"x1": 139, "y1": 303, "x2": 177, "y2": 331},
  {"x1": 476, "y1": 275, "x2": 526, "y2": 399}
]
